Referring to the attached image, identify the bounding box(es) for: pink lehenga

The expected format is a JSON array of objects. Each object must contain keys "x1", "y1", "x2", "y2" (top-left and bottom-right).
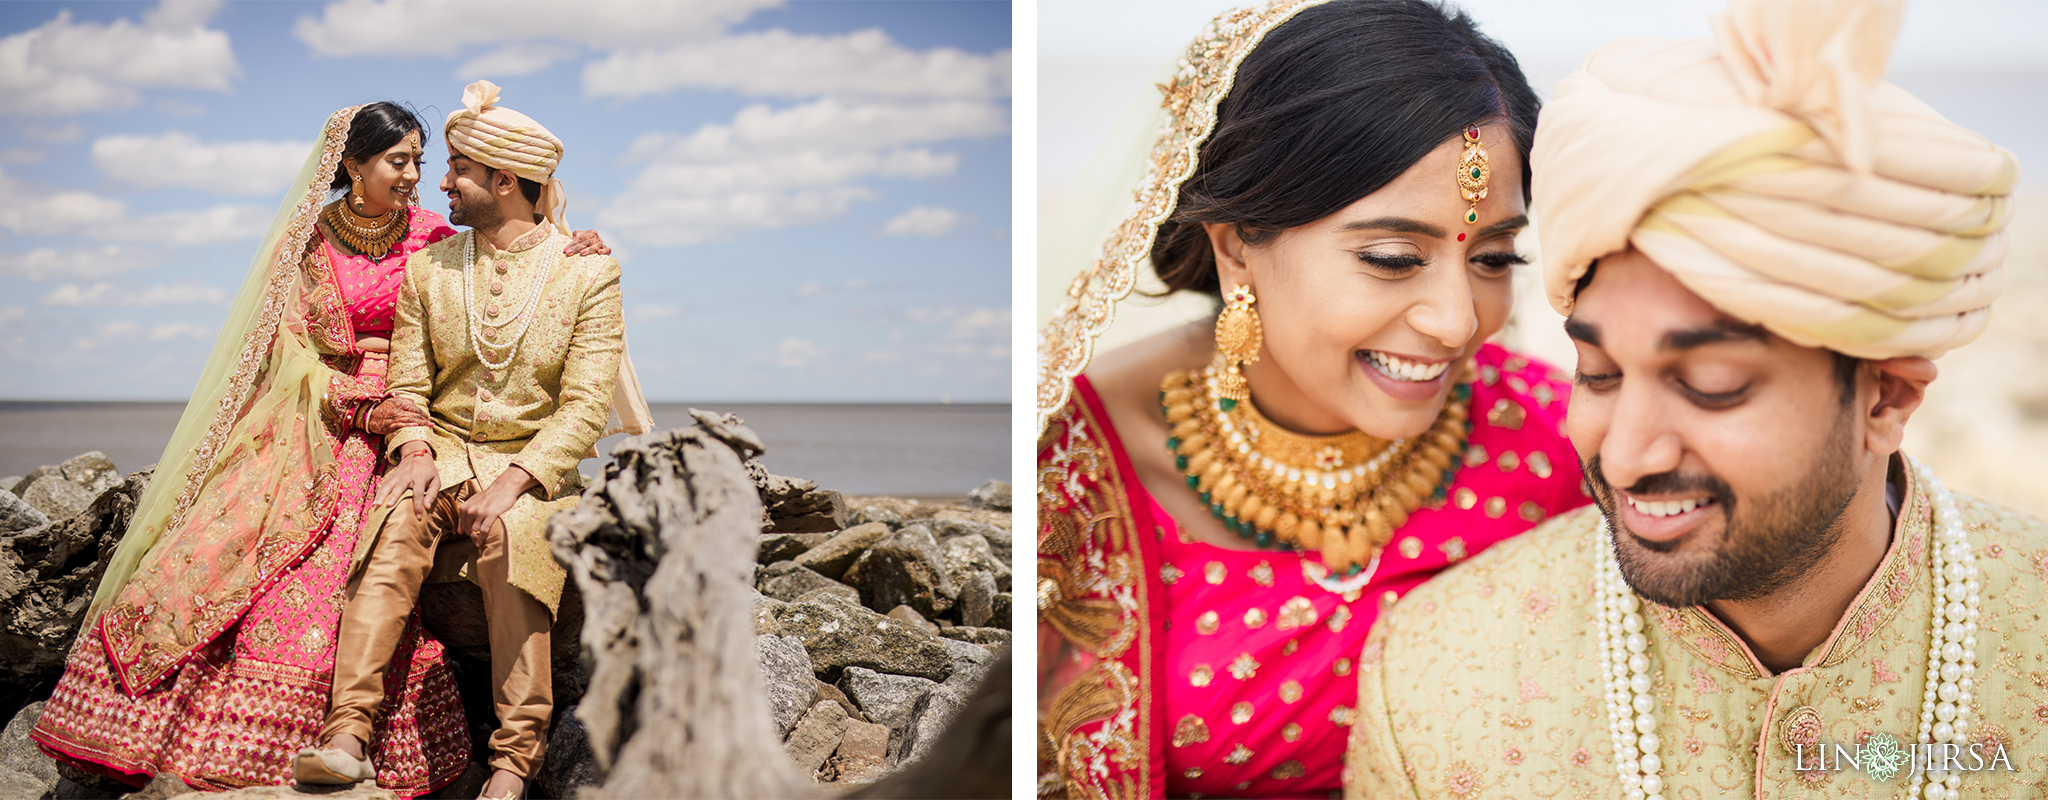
[{"x1": 31, "y1": 107, "x2": 468, "y2": 797}]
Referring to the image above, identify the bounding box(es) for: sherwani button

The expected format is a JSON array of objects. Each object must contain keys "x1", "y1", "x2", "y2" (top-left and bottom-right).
[{"x1": 490, "y1": 281, "x2": 503, "y2": 295}]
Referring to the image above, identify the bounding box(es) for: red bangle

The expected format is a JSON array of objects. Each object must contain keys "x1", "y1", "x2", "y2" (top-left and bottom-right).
[{"x1": 402, "y1": 448, "x2": 432, "y2": 460}]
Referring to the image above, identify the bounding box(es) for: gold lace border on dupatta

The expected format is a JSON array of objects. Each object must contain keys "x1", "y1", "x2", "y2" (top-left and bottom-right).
[{"x1": 1034, "y1": 0, "x2": 1337, "y2": 437}]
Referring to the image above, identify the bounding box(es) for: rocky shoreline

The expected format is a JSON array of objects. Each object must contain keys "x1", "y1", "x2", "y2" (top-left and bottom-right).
[{"x1": 0, "y1": 409, "x2": 1010, "y2": 799}]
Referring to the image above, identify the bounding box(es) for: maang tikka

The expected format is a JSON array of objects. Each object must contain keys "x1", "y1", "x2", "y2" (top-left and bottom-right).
[
  {"x1": 1457, "y1": 124, "x2": 1489, "y2": 224},
  {"x1": 1211, "y1": 283, "x2": 1262, "y2": 410}
]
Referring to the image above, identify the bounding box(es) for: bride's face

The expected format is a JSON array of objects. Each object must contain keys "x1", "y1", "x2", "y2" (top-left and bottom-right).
[
  {"x1": 1212, "y1": 121, "x2": 1525, "y2": 440},
  {"x1": 345, "y1": 131, "x2": 423, "y2": 216}
]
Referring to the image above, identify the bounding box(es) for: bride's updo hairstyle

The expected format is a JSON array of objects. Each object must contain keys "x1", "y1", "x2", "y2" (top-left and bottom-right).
[
  {"x1": 1152, "y1": 0, "x2": 1540, "y2": 294},
  {"x1": 328, "y1": 101, "x2": 429, "y2": 193}
]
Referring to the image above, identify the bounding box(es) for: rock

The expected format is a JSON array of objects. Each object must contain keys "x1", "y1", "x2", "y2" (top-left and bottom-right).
[
  {"x1": 0, "y1": 702, "x2": 54, "y2": 798},
  {"x1": 844, "y1": 652, "x2": 1010, "y2": 798},
  {"x1": 165, "y1": 780, "x2": 393, "y2": 799},
  {"x1": 992, "y1": 592, "x2": 1011, "y2": 629},
  {"x1": 782, "y1": 700, "x2": 849, "y2": 776},
  {"x1": 51, "y1": 762, "x2": 125, "y2": 798},
  {"x1": 842, "y1": 525, "x2": 956, "y2": 620},
  {"x1": 898, "y1": 685, "x2": 966, "y2": 765},
  {"x1": 847, "y1": 504, "x2": 903, "y2": 528},
  {"x1": 937, "y1": 638, "x2": 993, "y2": 697},
  {"x1": 0, "y1": 490, "x2": 49, "y2": 535},
  {"x1": 822, "y1": 719, "x2": 890, "y2": 784},
  {"x1": 750, "y1": 454, "x2": 853, "y2": 534},
  {"x1": 924, "y1": 518, "x2": 1011, "y2": 557},
  {"x1": 937, "y1": 626, "x2": 1011, "y2": 651},
  {"x1": 814, "y1": 680, "x2": 862, "y2": 721},
  {"x1": 964, "y1": 480, "x2": 1011, "y2": 512},
  {"x1": 836, "y1": 667, "x2": 936, "y2": 744},
  {"x1": 19, "y1": 474, "x2": 93, "y2": 521},
  {"x1": 0, "y1": 769, "x2": 47, "y2": 800},
  {"x1": 792, "y1": 522, "x2": 891, "y2": 580},
  {"x1": 8, "y1": 467, "x2": 56, "y2": 497},
  {"x1": 531, "y1": 706, "x2": 600, "y2": 800},
  {"x1": 129, "y1": 773, "x2": 199, "y2": 800},
  {"x1": 885, "y1": 605, "x2": 938, "y2": 635},
  {"x1": 844, "y1": 497, "x2": 927, "y2": 527},
  {"x1": 940, "y1": 534, "x2": 1011, "y2": 592},
  {"x1": 59, "y1": 452, "x2": 121, "y2": 497},
  {"x1": 757, "y1": 532, "x2": 827, "y2": 564},
  {"x1": 755, "y1": 634, "x2": 817, "y2": 738},
  {"x1": 794, "y1": 585, "x2": 860, "y2": 605},
  {"x1": 753, "y1": 596, "x2": 788, "y2": 635},
  {"x1": 0, "y1": 467, "x2": 150, "y2": 696},
  {"x1": 549, "y1": 422, "x2": 810, "y2": 798},
  {"x1": 757, "y1": 560, "x2": 854, "y2": 604},
  {"x1": 956, "y1": 572, "x2": 996, "y2": 628},
  {"x1": 771, "y1": 594, "x2": 954, "y2": 681}
]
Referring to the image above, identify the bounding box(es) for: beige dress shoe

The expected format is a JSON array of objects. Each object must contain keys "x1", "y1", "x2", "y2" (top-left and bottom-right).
[{"x1": 292, "y1": 745, "x2": 377, "y2": 786}]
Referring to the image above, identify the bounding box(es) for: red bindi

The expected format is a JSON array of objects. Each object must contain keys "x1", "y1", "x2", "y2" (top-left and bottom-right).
[{"x1": 1456, "y1": 232, "x2": 1466, "y2": 242}]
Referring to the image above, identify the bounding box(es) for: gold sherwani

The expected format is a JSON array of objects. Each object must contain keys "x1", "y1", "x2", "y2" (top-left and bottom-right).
[
  {"x1": 369, "y1": 225, "x2": 623, "y2": 615},
  {"x1": 1346, "y1": 464, "x2": 2048, "y2": 799}
]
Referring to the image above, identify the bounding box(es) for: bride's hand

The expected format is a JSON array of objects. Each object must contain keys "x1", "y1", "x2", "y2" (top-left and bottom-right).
[
  {"x1": 365, "y1": 398, "x2": 429, "y2": 436},
  {"x1": 564, "y1": 229, "x2": 611, "y2": 256}
]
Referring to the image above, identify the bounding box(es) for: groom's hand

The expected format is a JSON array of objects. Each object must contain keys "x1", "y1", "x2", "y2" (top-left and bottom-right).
[
  {"x1": 459, "y1": 465, "x2": 539, "y2": 550},
  {"x1": 376, "y1": 442, "x2": 440, "y2": 517}
]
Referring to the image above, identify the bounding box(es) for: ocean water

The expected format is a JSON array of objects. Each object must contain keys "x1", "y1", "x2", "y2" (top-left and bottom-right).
[{"x1": 0, "y1": 401, "x2": 1009, "y2": 499}]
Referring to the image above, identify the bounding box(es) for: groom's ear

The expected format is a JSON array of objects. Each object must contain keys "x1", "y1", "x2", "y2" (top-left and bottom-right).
[{"x1": 491, "y1": 167, "x2": 519, "y2": 198}]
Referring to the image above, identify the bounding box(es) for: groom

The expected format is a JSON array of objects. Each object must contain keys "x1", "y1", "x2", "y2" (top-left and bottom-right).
[
  {"x1": 1346, "y1": 4, "x2": 2045, "y2": 799},
  {"x1": 298, "y1": 81, "x2": 624, "y2": 799}
]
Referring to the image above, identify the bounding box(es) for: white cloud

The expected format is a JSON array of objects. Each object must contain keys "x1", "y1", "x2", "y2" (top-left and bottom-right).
[
  {"x1": 882, "y1": 206, "x2": 965, "y2": 238},
  {"x1": 0, "y1": 167, "x2": 269, "y2": 246},
  {"x1": 91, "y1": 132, "x2": 310, "y2": 196},
  {"x1": 907, "y1": 305, "x2": 1010, "y2": 360},
  {"x1": 584, "y1": 28, "x2": 1010, "y2": 101},
  {"x1": 456, "y1": 42, "x2": 580, "y2": 80},
  {"x1": 796, "y1": 278, "x2": 876, "y2": 298},
  {"x1": 41, "y1": 281, "x2": 228, "y2": 307},
  {"x1": 0, "y1": 2, "x2": 239, "y2": 116},
  {"x1": 597, "y1": 99, "x2": 1004, "y2": 246},
  {"x1": 759, "y1": 337, "x2": 823, "y2": 369},
  {"x1": 72, "y1": 319, "x2": 213, "y2": 352},
  {"x1": 632, "y1": 302, "x2": 681, "y2": 320},
  {"x1": 0, "y1": 245, "x2": 158, "y2": 281},
  {"x1": 293, "y1": 0, "x2": 775, "y2": 57},
  {"x1": 624, "y1": 98, "x2": 1007, "y2": 160}
]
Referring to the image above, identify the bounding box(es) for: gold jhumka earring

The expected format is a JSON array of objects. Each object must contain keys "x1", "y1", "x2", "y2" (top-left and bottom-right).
[
  {"x1": 1211, "y1": 284, "x2": 1262, "y2": 410},
  {"x1": 349, "y1": 171, "x2": 366, "y2": 213},
  {"x1": 1457, "y1": 124, "x2": 1489, "y2": 224}
]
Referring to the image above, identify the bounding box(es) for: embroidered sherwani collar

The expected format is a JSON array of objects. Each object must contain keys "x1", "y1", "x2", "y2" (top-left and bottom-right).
[
  {"x1": 478, "y1": 222, "x2": 551, "y2": 256},
  {"x1": 1645, "y1": 456, "x2": 1930, "y2": 680}
]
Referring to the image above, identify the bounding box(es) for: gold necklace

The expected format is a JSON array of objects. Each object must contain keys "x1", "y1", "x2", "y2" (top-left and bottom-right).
[
  {"x1": 322, "y1": 200, "x2": 406, "y2": 260},
  {"x1": 1161, "y1": 358, "x2": 1471, "y2": 574}
]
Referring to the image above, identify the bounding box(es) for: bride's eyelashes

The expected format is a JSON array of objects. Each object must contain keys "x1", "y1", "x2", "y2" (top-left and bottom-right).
[
  {"x1": 1354, "y1": 249, "x2": 1529, "y2": 277},
  {"x1": 1355, "y1": 251, "x2": 1426, "y2": 275}
]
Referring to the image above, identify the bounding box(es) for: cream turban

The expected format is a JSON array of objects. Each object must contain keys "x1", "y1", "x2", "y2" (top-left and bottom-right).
[
  {"x1": 445, "y1": 80, "x2": 570, "y2": 234},
  {"x1": 1533, "y1": 0, "x2": 2019, "y2": 360}
]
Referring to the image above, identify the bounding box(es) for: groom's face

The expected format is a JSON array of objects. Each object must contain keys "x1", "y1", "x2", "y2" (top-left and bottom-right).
[
  {"x1": 440, "y1": 146, "x2": 503, "y2": 229},
  {"x1": 1563, "y1": 250, "x2": 1866, "y2": 608}
]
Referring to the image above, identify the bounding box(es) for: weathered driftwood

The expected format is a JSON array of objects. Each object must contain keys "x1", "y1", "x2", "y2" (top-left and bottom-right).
[{"x1": 549, "y1": 411, "x2": 813, "y2": 799}]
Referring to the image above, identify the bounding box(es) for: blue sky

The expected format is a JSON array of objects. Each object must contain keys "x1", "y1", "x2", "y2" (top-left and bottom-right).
[{"x1": 0, "y1": 0, "x2": 1012, "y2": 402}]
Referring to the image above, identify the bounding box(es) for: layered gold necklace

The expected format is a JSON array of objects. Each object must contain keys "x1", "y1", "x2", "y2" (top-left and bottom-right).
[
  {"x1": 322, "y1": 200, "x2": 406, "y2": 261},
  {"x1": 1161, "y1": 358, "x2": 1471, "y2": 574}
]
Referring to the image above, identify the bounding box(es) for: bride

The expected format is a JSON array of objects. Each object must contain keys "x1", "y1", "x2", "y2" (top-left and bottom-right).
[
  {"x1": 31, "y1": 102, "x2": 609, "y2": 797},
  {"x1": 1037, "y1": 1, "x2": 1590, "y2": 795}
]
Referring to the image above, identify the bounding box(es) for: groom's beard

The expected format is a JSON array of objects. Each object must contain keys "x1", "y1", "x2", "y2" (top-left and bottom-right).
[
  {"x1": 448, "y1": 183, "x2": 503, "y2": 229},
  {"x1": 1587, "y1": 404, "x2": 1861, "y2": 608}
]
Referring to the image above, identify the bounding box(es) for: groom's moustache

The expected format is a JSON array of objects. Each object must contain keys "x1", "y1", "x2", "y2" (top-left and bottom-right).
[{"x1": 1586, "y1": 455, "x2": 1736, "y2": 544}]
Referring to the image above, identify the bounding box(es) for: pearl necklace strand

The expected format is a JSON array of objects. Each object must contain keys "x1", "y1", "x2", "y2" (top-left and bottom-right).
[
  {"x1": 462, "y1": 229, "x2": 559, "y2": 372},
  {"x1": 1596, "y1": 457, "x2": 1977, "y2": 800}
]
